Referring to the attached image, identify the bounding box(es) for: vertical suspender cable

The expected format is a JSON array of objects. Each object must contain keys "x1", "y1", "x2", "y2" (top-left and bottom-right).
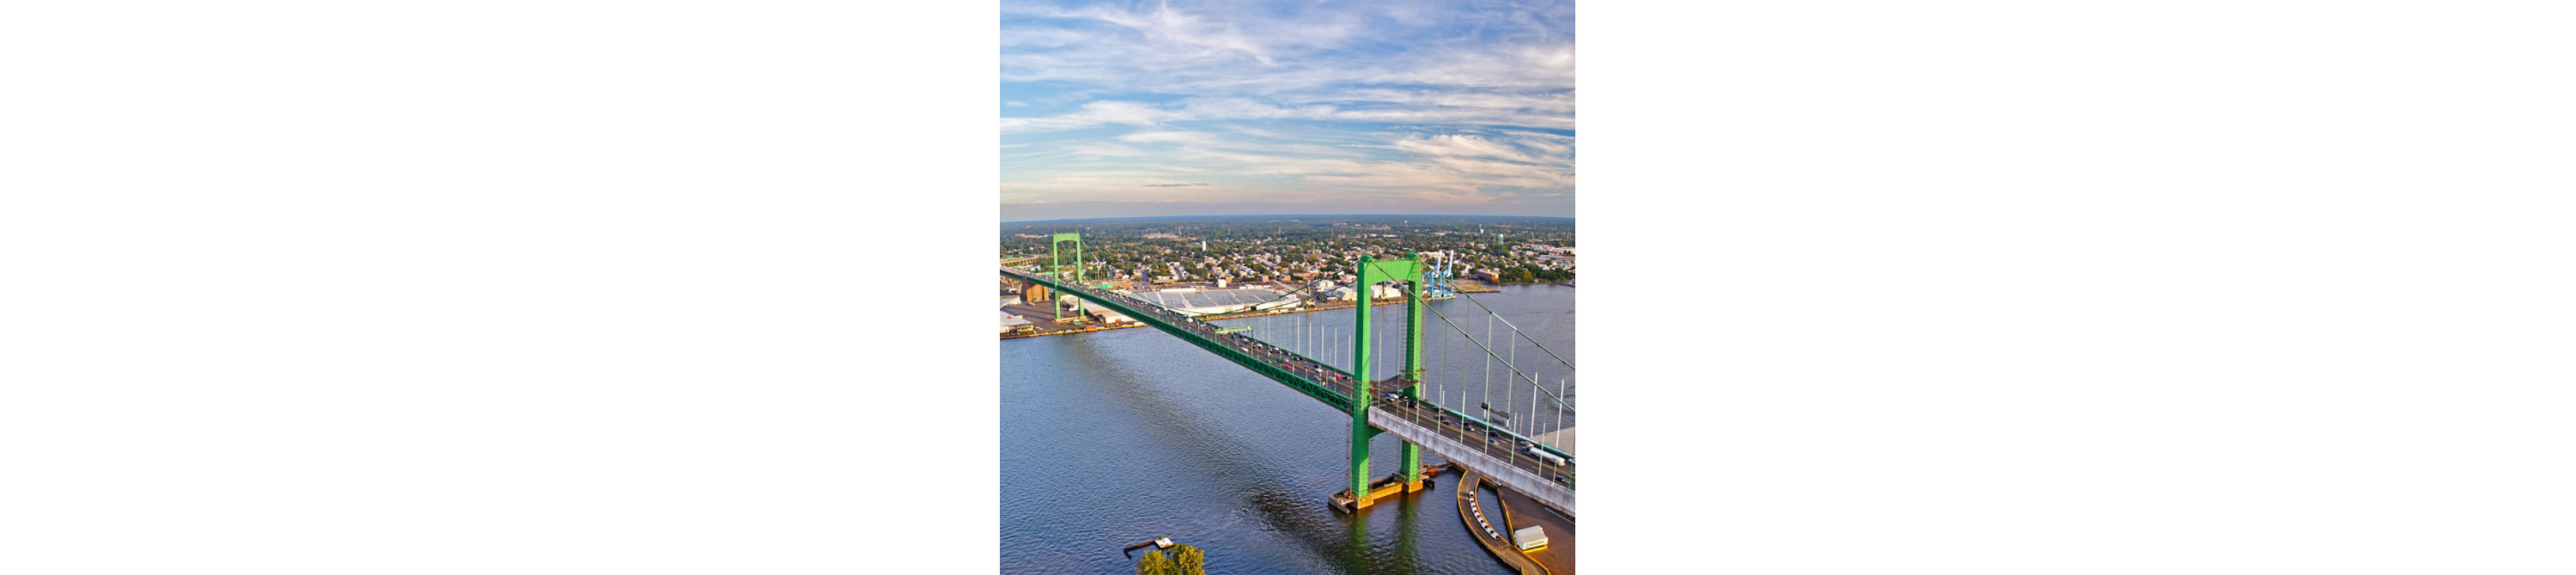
[
  {"x1": 1482, "y1": 312, "x2": 1494, "y2": 422},
  {"x1": 1506, "y1": 324, "x2": 1519, "y2": 435}
]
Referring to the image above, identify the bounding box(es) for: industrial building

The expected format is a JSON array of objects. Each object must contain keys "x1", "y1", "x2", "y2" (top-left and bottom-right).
[
  {"x1": 1125, "y1": 287, "x2": 1301, "y2": 315},
  {"x1": 1323, "y1": 283, "x2": 1405, "y2": 301},
  {"x1": 999, "y1": 312, "x2": 1032, "y2": 334}
]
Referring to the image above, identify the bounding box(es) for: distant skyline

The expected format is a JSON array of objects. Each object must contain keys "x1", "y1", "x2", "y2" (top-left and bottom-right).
[
  {"x1": 1001, "y1": 0, "x2": 1574, "y2": 222},
  {"x1": 999, "y1": 213, "x2": 1573, "y2": 225}
]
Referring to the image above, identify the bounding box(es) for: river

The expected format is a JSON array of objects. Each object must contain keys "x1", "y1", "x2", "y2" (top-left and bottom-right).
[{"x1": 1000, "y1": 285, "x2": 1575, "y2": 573}]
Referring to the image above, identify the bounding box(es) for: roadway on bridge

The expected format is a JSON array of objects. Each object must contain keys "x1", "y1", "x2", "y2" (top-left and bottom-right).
[{"x1": 1002, "y1": 265, "x2": 1578, "y2": 500}]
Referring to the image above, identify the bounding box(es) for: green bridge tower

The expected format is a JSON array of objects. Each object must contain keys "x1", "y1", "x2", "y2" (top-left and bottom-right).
[
  {"x1": 1347, "y1": 253, "x2": 1430, "y2": 510},
  {"x1": 1049, "y1": 232, "x2": 1084, "y2": 321}
]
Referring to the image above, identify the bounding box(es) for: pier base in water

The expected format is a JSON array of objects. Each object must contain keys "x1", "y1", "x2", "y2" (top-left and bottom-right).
[{"x1": 1331, "y1": 463, "x2": 1448, "y2": 513}]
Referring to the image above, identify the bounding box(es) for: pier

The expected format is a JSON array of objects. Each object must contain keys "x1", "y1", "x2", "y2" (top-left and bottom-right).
[{"x1": 1454, "y1": 465, "x2": 1576, "y2": 575}]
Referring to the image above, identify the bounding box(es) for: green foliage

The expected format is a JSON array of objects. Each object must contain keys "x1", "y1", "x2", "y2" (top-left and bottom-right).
[
  {"x1": 1136, "y1": 550, "x2": 1174, "y2": 575},
  {"x1": 1172, "y1": 544, "x2": 1207, "y2": 575},
  {"x1": 1002, "y1": 216, "x2": 1573, "y2": 288}
]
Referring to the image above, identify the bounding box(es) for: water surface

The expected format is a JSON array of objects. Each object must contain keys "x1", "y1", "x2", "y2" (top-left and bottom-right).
[{"x1": 1000, "y1": 286, "x2": 1574, "y2": 573}]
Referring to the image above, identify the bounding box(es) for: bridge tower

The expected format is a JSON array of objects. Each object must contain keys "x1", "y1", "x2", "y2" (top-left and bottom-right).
[
  {"x1": 1347, "y1": 253, "x2": 1430, "y2": 511},
  {"x1": 1049, "y1": 233, "x2": 1084, "y2": 321}
]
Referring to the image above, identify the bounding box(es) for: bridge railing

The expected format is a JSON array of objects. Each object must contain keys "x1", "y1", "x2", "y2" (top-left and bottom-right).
[
  {"x1": 1368, "y1": 407, "x2": 1579, "y2": 516},
  {"x1": 1007, "y1": 266, "x2": 1576, "y2": 495},
  {"x1": 1370, "y1": 390, "x2": 1575, "y2": 492},
  {"x1": 1005, "y1": 267, "x2": 1356, "y2": 408}
]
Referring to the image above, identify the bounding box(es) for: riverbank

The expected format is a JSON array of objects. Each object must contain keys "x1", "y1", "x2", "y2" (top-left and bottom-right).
[
  {"x1": 1002, "y1": 294, "x2": 1456, "y2": 339},
  {"x1": 1001, "y1": 285, "x2": 1572, "y2": 573}
]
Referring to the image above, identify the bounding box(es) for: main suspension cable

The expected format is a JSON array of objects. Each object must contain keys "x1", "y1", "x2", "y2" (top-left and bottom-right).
[
  {"x1": 1422, "y1": 298, "x2": 1577, "y2": 412},
  {"x1": 1451, "y1": 290, "x2": 1576, "y2": 373}
]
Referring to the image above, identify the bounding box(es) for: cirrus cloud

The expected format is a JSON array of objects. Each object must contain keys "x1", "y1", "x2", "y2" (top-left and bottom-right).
[{"x1": 1002, "y1": 0, "x2": 1574, "y2": 219}]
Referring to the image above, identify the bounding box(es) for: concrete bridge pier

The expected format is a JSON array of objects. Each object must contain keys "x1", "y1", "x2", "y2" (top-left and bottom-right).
[{"x1": 1332, "y1": 463, "x2": 1445, "y2": 513}]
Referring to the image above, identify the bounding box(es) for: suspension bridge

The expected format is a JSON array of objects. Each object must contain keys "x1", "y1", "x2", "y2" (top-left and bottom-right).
[{"x1": 999, "y1": 234, "x2": 1577, "y2": 518}]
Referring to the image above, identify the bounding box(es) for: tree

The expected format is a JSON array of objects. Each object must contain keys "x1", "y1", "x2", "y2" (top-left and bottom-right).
[
  {"x1": 1171, "y1": 544, "x2": 1207, "y2": 575},
  {"x1": 1136, "y1": 550, "x2": 1175, "y2": 575}
]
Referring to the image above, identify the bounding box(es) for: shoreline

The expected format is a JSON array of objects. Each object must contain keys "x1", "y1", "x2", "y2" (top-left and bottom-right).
[
  {"x1": 1001, "y1": 296, "x2": 1428, "y2": 340},
  {"x1": 1002, "y1": 282, "x2": 1568, "y2": 340}
]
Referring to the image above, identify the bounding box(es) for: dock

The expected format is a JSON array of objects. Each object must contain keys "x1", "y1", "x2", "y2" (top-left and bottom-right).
[
  {"x1": 1119, "y1": 536, "x2": 1177, "y2": 559},
  {"x1": 1456, "y1": 469, "x2": 1548, "y2": 575},
  {"x1": 1454, "y1": 464, "x2": 1576, "y2": 575}
]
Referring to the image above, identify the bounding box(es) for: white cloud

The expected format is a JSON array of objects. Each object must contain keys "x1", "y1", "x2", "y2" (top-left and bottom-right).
[
  {"x1": 1388, "y1": 134, "x2": 1543, "y2": 164},
  {"x1": 1002, "y1": 0, "x2": 1575, "y2": 215},
  {"x1": 1114, "y1": 130, "x2": 1221, "y2": 145},
  {"x1": 998, "y1": 100, "x2": 1185, "y2": 132}
]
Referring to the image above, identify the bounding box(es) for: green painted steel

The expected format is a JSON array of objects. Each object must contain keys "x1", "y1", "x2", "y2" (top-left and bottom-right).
[
  {"x1": 1400, "y1": 258, "x2": 1427, "y2": 484},
  {"x1": 1001, "y1": 267, "x2": 1353, "y2": 412},
  {"x1": 1007, "y1": 257, "x2": 1459, "y2": 507},
  {"x1": 1352, "y1": 255, "x2": 1425, "y2": 498},
  {"x1": 1351, "y1": 256, "x2": 1376, "y2": 500},
  {"x1": 1049, "y1": 233, "x2": 1083, "y2": 321}
]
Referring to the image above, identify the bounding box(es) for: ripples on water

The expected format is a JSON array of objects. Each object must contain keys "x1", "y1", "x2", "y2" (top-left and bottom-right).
[{"x1": 1001, "y1": 287, "x2": 1572, "y2": 573}]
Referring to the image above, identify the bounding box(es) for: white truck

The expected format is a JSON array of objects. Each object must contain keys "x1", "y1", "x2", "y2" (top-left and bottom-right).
[{"x1": 1523, "y1": 445, "x2": 1568, "y2": 467}]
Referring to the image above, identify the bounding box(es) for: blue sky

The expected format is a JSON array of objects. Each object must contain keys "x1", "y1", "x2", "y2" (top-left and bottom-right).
[{"x1": 1001, "y1": 0, "x2": 1574, "y2": 221}]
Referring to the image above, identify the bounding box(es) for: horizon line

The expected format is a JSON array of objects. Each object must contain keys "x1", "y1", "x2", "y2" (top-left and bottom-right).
[{"x1": 999, "y1": 214, "x2": 1576, "y2": 225}]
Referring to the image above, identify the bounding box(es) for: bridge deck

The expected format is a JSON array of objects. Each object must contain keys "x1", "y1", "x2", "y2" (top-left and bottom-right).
[
  {"x1": 1002, "y1": 266, "x2": 1576, "y2": 512},
  {"x1": 1372, "y1": 402, "x2": 1576, "y2": 516}
]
